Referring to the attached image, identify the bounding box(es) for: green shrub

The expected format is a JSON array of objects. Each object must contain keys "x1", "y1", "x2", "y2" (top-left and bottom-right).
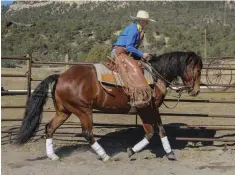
[{"x1": 1, "y1": 60, "x2": 21, "y2": 68}]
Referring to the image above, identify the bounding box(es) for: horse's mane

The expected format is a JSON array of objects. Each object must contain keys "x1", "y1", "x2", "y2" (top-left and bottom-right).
[{"x1": 149, "y1": 51, "x2": 203, "y2": 82}]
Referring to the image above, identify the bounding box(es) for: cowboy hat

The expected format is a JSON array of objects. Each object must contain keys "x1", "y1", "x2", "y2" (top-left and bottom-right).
[{"x1": 130, "y1": 10, "x2": 156, "y2": 22}]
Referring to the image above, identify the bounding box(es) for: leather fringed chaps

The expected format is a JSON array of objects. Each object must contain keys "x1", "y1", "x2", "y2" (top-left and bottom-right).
[{"x1": 115, "y1": 52, "x2": 152, "y2": 108}]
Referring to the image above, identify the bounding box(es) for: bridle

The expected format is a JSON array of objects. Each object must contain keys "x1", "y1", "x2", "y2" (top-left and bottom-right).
[
  {"x1": 143, "y1": 59, "x2": 196, "y2": 109},
  {"x1": 144, "y1": 60, "x2": 195, "y2": 92}
]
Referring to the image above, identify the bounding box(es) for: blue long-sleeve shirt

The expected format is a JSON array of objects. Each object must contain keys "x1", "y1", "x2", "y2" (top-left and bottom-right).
[{"x1": 113, "y1": 23, "x2": 143, "y2": 57}]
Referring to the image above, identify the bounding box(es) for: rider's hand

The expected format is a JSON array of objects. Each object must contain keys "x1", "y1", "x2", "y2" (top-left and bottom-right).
[{"x1": 142, "y1": 53, "x2": 151, "y2": 61}]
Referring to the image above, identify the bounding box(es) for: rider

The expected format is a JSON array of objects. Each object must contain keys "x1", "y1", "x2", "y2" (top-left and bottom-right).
[{"x1": 112, "y1": 10, "x2": 156, "y2": 108}]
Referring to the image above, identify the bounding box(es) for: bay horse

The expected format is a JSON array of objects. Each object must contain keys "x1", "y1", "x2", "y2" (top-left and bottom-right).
[{"x1": 16, "y1": 51, "x2": 203, "y2": 162}]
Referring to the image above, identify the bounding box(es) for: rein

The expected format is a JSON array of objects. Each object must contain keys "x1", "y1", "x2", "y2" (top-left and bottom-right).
[
  {"x1": 144, "y1": 60, "x2": 194, "y2": 92},
  {"x1": 143, "y1": 59, "x2": 195, "y2": 109},
  {"x1": 163, "y1": 90, "x2": 183, "y2": 109}
]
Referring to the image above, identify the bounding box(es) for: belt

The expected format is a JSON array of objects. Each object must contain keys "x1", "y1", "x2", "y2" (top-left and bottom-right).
[
  {"x1": 114, "y1": 46, "x2": 127, "y2": 55},
  {"x1": 113, "y1": 46, "x2": 134, "y2": 57}
]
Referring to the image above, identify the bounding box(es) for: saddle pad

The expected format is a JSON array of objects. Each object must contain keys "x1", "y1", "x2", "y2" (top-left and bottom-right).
[{"x1": 94, "y1": 63, "x2": 154, "y2": 86}]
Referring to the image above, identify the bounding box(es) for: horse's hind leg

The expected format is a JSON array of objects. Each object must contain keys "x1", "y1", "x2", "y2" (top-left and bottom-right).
[
  {"x1": 73, "y1": 107, "x2": 110, "y2": 162},
  {"x1": 45, "y1": 109, "x2": 71, "y2": 160}
]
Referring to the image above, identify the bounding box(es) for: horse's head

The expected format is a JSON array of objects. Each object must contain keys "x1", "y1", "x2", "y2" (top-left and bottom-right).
[
  {"x1": 149, "y1": 51, "x2": 203, "y2": 96},
  {"x1": 181, "y1": 54, "x2": 203, "y2": 96}
]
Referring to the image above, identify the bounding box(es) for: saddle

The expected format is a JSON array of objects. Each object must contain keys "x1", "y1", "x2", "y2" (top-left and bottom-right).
[
  {"x1": 94, "y1": 43, "x2": 155, "y2": 107},
  {"x1": 95, "y1": 60, "x2": 154, "y2": 87},
  {"x1": 94, "y1": 52, "x2": 155, "y2": 108},
  {"x1": 103, "y1": 56, "x2": 118, "y2": 72}
]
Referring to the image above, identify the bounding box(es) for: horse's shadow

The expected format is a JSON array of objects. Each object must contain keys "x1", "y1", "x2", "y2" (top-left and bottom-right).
[
  {"x1": 97, "y1": 123, "x2": 216, "y2": 158},
  {"x1": 55, "y1": 142, "x2": 89, "y2": 159},
  {"x1": 55, "y1": 123, "x2": 217, "y2": 159}
]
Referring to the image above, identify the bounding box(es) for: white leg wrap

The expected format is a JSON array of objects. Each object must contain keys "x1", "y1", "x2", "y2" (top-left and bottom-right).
[
  {"x1": 46, "y1": 138, "x2": 59, "y2": 160},
  {"x1": 132, "y1": 138, "x2": 149, "y2": 153},
  {"x1": 161, "y1": 136, "x2": 172, "y2": 153},
  {"x1": 46, "y1": 138, "x2": 55, "y2": 155},
  {"x1": 91, "y1": 142, "x2": 109, "y2": 161}
]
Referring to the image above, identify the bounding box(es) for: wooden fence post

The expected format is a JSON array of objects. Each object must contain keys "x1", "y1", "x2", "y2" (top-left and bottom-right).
[
  {"x1": 65, "y1": 54, "x2": 69, "y2": 70},
  {"x1": 26, "y1": 54, "x2": 32, "y2": 100}
]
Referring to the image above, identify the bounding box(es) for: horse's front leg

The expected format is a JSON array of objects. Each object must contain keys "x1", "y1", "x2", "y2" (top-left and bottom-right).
[
  {"x1": 127, "y1": 123, "x2": 154, "y2": 157},
  {"x1": 127, "y1": 107, "x2": 155, "y2": 157},
  {"x1": 155, "y1": 109, "x2": 177, "y2": 161}
]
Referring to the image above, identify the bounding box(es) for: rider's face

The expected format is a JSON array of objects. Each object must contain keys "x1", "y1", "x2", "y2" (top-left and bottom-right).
[{"x1": 140, "y1": 20, "x2": 148, "y2": 27}]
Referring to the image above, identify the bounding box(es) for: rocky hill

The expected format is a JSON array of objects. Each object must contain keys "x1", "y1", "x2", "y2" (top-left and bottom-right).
[
  {"x1": 6, "y1": 1, "x2": 91, "y2": 12},
  {"x1": 1, "y1": 1, "x2": 235, "y2": 66}
]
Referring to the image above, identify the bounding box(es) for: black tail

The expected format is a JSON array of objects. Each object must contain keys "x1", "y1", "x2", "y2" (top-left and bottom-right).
[{"x1": 15, "y1": 74, "x2": 59, "y2": 145}]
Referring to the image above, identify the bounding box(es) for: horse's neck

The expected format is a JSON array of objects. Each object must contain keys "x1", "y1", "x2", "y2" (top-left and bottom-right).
[{"x1": 152, "y1": 59, "x2": 179, "y2": 86}]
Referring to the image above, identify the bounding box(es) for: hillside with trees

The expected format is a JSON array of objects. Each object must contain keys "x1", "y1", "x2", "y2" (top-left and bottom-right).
[{"x1": 1, "y1": 1, "x2": 235, "y2": 66}]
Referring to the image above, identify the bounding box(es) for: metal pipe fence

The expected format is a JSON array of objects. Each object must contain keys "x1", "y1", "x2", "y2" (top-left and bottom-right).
[
  {"x1": 1, "y1": 55, "x2": 32, "y2": 99},
  {"x1": 1, "y1": 55, "x2": 235, "y2": 144},
  {"x1": 2, "y1": 130, "x2": 235, "y2": 144}
]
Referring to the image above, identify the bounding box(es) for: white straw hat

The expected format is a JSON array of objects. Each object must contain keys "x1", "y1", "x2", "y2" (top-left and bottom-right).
[{"x1": 130, "y1": 10, "x2": 156, "y2": 22}]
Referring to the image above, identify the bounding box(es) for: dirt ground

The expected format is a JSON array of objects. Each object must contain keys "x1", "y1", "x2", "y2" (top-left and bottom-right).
[
  {"x1": 1, "y1": 139, "x2": 235, "y2": 175},
  {"x1": 1, "y1": 66, "x2": 235, "y2": 175}
]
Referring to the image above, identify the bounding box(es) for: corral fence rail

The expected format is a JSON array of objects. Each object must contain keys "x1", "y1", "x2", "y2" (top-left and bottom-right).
[
  {"x1": 2, "y1": 55, "x2": 32, "y2": 99},
  {"x1": 1, "y1": 55, "x2": 235, "y2": 145}
]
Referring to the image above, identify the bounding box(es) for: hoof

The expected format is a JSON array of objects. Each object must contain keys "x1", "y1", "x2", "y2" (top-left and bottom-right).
[
  {"x1": 166, "y1": 151, "x2": 177, "y2": 161},
  {"x1": 127, "y1": 147, "x2": 135, "y2": 158},
  {"x1": 102, "y1": 155, "x2": 110, "y2": 162},
  {"x1": 47, "y1": 153, "x2": 60, "y2": 161}
]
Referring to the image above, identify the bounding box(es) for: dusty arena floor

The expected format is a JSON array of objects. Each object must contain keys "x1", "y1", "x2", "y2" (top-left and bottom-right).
[
  {"x1": 1, "y1": 139, "x2": 235, "y2": 175},
  {"x1": 2, "y1": 66, "x2": 235, "y2": 175}
]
